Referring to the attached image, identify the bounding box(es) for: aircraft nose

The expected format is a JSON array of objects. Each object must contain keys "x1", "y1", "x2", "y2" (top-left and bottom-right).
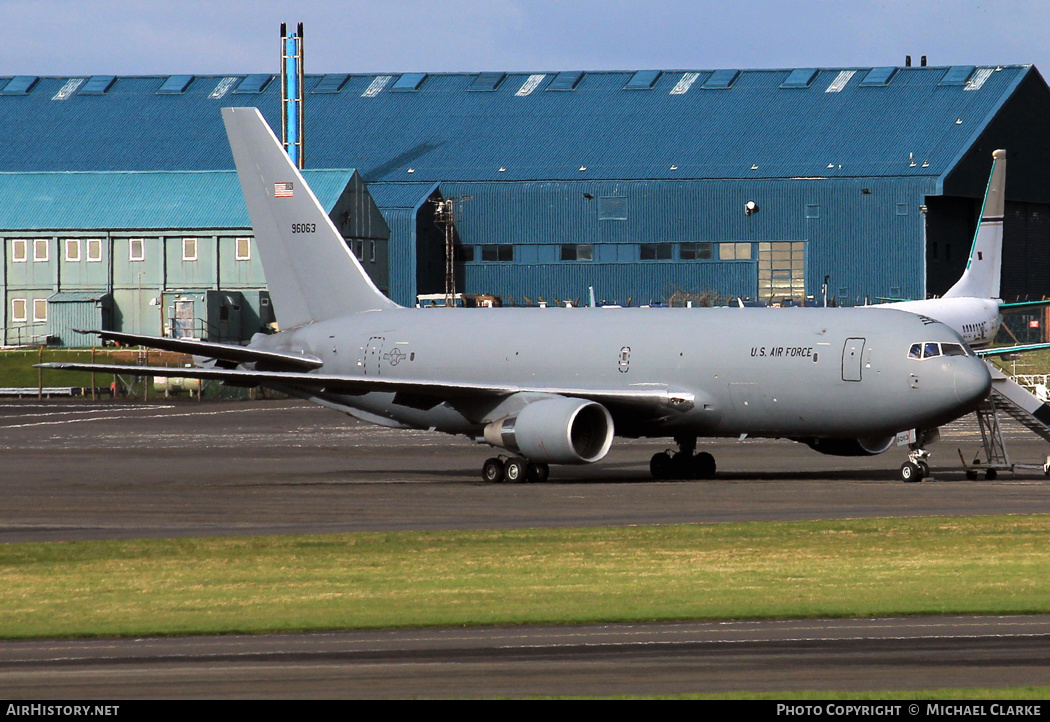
[{"x1": 954, "y1": 358, "x2": 992, "y2": 407}]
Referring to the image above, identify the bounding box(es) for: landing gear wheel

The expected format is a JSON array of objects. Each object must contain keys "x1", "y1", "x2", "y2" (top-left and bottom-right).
[
  {"x1": 482, "y1": 457, "x2": 505, "y2": 484},
  {"x1": 528, "y1": 462, "x2": 550, "y2": 483},
  {"x1": 918, "y1": 461, "x2": 930, "y2": 478},
  {"x1": 650, "y1": 452, "x2": 673, "y2": 480},
  {"x1": 504, "y1": 457, "x2": 529, "y2": 483},
  {"x1": 692, "y1": 452, "x2": 716, "y2": 479},
  {"x1": 900, "y1": 461, "x2": 921, "y2": 483}
]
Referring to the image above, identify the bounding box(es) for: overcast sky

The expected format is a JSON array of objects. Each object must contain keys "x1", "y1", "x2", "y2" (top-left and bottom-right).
[{"x1": 3, "y1": 1, "x2": 1048, "y2": 77}]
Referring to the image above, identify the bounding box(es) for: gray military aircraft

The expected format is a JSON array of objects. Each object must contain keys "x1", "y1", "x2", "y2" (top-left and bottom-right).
[{"x1": 43, "y1": 108, "x2": 992, "y2": 483}]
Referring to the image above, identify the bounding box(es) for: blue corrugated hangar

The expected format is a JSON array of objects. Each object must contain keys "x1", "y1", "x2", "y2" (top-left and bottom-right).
[{"x1": 2, "y1": 62, "x2": 1050, "y2": 345}]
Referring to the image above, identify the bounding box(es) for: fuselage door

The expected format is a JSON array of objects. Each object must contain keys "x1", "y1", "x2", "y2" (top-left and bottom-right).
[
  {"x1": 363, "y1": 336, "x2": 385, "y2": 375},
  {"x1": 841, "y1": 338, "x2": 865, "y2": 382}
]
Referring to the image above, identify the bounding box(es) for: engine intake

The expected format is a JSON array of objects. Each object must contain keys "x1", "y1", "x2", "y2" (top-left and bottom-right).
[{"x1": 484, "y1": 397, "x2": 614, "y2": 464}]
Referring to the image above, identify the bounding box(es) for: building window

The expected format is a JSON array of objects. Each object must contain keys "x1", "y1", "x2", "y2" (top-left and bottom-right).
[
  {"x1": 679, "y1": 242, "x2": 712, "y2": 260},
  {"x1": 640, "y1": 243, "x2": 672, "y2": 261},
  {"x1": 33, "y1": 239, "x2": 48, "y2": 262},
  {"x1": 719, "y1": 242, "x2": 751, "y2": 260},
  {"x1": 11, "y1": 239, "x2": 27, "y2": 263},
  {"x1": 11, "y1": 299, "x2": 26, "y2": 322},
  {"x1": 355, "y1": 240, "x2": 365, "y2": 261},
  {"x1": 182, "y1": 237, "x2": 197, "y2": 261},
  {"x1": 87, "y1": 239, "x2": 102, "y2": 262},
  {"x1": 369, "y1": 240, "x2": 376, "y2": 262},
  {"x1": 235, "y1": 237, "x2": 251, "y2": 261},
  {"x1": 757, "y1": 241, "x2": 806, "y2": 302},
  {"x1": 560, "y1": 244, "x2": 593, "y2": 261},
  {"x1": 454, "y1": 244, "x2": 474, "y2": 262},
  {"x1": 481, "y1": 244, "x2": 513, "y2": 262},
  {"x1": 129, "y1": 238, "x2": 145, "y2": 262},
  {"x1": 65, "y1": 239, "x2": 81, "y2": 262},
  {"x1": 33, "y1": 298, "x2": 47, "y2": 322}
]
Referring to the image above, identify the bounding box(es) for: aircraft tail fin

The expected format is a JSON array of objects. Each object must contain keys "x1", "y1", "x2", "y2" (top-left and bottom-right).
[
  {"x1": 221, "y1": 107, "x2": 398, "y2": 329},
  {"x1": 942, "y1": 149, "x2": 1005, "y2": 300}
]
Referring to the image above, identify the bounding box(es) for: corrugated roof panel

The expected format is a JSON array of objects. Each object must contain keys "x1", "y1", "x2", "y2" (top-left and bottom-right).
[
  {"x1": 780, "y1": 69, "x2": 817, "y2": 89},
  {"x1": 390, "y1": 73, "x2": 427, "y2": 92},
  {"x1": 859, "y1": 67, "x2": 897, "y2": 87},
  {"x1": 1, "y1": 76, "x2": 39, "y2": 95},
  {"x1": 703, "y1": 69, "x2": 739, "y2": 89},
  {"x1": 157, "y1": 75, "x2": 194, "y2": 95},
  {"x1": 233, "y1": 74, "x2": 272, "y2": 94},
  {"x1": 78, "y1": 76, "x2": 115, "y2": 95},
  {"x1": 0, "y1": 170, "x2": 355, "y2": 229},
  {"x1": 0, "y1": 65, "x2": 1031, "y2": 183},
  {"x1": 312, "y1": 74, "x2": 349, "y2": 94},
  {"x1": 625, "y1": 70, "x2": 661, "y2": 90},
  {"x1": 547, "y1": 71, "x2": 583, "y2": 91},
  {"x1": 469, "y1": 72, "x2": 506, "y2": 91},
  {"x1": 940, "y1": 65, "x2": 976, "y2": 85}
]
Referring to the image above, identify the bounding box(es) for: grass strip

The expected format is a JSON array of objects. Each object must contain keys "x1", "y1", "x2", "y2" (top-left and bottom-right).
[{"x1": 1, "y1": 515, "x2": 1048, "y2": 639}]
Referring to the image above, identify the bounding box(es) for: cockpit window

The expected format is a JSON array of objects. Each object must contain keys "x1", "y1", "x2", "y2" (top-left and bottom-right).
[{"x1": 908, "y1": 341, "x2": 972, "y2": 360}]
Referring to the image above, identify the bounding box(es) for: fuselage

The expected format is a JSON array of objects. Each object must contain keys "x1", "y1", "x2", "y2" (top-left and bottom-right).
[
  {"x1": 874, "y1": 296, "x2": 1002, "y2": 348},
  {"x1": 253, "y1": 306, "x2": 991, "y2": 441}
]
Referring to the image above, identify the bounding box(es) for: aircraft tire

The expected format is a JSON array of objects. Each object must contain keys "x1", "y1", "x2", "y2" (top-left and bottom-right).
[
  {"x1": 650, "y1": 452, "x2": 673, "y2": 479},
  {"x1": 482, "y1": 457, "x2": 505, "y2": 484},
  {"x1": 528, "y1": 462, "x2": 550, "y2": 483},
  {"x1": 900, "y1": 461, "x2": 921, "y2": 483},
  {"x1": 504, "y1": 457, "x2": 529, "y2": 483},
  {"x1": 918, "y1": 461, "x2": 930, "y2": 478},
  {"x1": 693, "y1": 452, "x2": 716, "y2": 479}
]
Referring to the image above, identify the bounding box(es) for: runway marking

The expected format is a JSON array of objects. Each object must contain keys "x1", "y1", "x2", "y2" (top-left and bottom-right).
[{"x1": 0, "y1": 405, "x2": 303, "y2": 430}]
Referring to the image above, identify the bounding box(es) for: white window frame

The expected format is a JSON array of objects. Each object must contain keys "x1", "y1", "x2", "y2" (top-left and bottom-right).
[
  {"x1": 33, "y1": 298, "x2": 47, "y2": 322},
  {"x1": 33, "y1": 239, "x2": 49, "y2": 262},
  {"x1": 87, "y1": 238, "x2": 103, "y2": 262},
  {"x1": 370, "y1": 240, "x2": 376, "y2": 262},
  {"x1": 235, "y1": 237, "x2": 251, "y2": 261},
  {"x1": 129, "y1": 238, "x2": 145, "y2": 262},
  {"x1": 182, "y1": 237, "x2": 198, "y2": 262},
  {"x1": 65, "y1": 239, "x2": 81, "y2": 262},
  {"x1": 11, "y1": 298, "x2": 26, "y2": 323},
  {"x1": 12, "y1": 239, "x2": 27, "y2": 263}
]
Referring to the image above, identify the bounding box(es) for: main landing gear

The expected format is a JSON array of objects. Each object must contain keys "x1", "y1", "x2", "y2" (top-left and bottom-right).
[
  {"x1": 482, "y1": 455, "x2": 550, "y2": 483},
  {"x1": 650, "y1": 436, "x2": 716, "y2": 480}
]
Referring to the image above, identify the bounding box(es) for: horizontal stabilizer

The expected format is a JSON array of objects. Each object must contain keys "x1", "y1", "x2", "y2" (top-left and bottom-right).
[{"x1": 73, "y1": 330, "x2": 323, "y2": 371}]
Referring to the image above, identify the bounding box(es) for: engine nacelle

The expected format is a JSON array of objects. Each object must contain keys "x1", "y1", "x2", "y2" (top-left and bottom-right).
[
  {"x1": 483, "y1": 397, "x2": 614, "y2": 465},
  {"x1": 800, "y1": 436, "x2": 896, "y2": 457}
]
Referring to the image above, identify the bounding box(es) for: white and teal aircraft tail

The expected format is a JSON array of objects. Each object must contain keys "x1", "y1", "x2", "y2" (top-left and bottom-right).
[
  {"x1": 878, "y1": 149, "x2": 1005, "y2": 348},
  {"x1": 41, "y1": 108, "x2": 992, "y2": 483}
]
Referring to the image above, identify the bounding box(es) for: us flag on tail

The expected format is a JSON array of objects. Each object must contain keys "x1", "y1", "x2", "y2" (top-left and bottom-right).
[{"x1": 274, "y1": 182, "x2": 294, "y2": 198}]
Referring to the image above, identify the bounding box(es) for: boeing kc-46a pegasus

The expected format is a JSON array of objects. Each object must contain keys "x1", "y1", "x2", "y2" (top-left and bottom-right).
[{"x1": 43, "y1": 108, "x2": 992, "y2": 483}]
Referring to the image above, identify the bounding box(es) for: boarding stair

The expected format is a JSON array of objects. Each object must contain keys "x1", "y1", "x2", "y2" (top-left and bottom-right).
[{"x1": 957, "y1": 362, "x2": 1050, "y2": 479}]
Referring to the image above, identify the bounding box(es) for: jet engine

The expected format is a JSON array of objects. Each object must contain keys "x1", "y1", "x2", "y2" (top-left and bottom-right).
[
  {"x1": 799, "y1": 436, "x2": 896, "y2": 457},
  {"x1": 483, "y1": 397, "x2": 614, "y2": 464}
]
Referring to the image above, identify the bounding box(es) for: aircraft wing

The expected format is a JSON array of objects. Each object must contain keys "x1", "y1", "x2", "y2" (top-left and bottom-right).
[
  {"x1": 72, "y1": 330, "x2": 323, "y2": 370},
  {"x1": 37, "y1": 362, "x2": 696, "y2": 413},
  {"x1": 975, "y1": 342, "x2": 1050, "y2": 357}
]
